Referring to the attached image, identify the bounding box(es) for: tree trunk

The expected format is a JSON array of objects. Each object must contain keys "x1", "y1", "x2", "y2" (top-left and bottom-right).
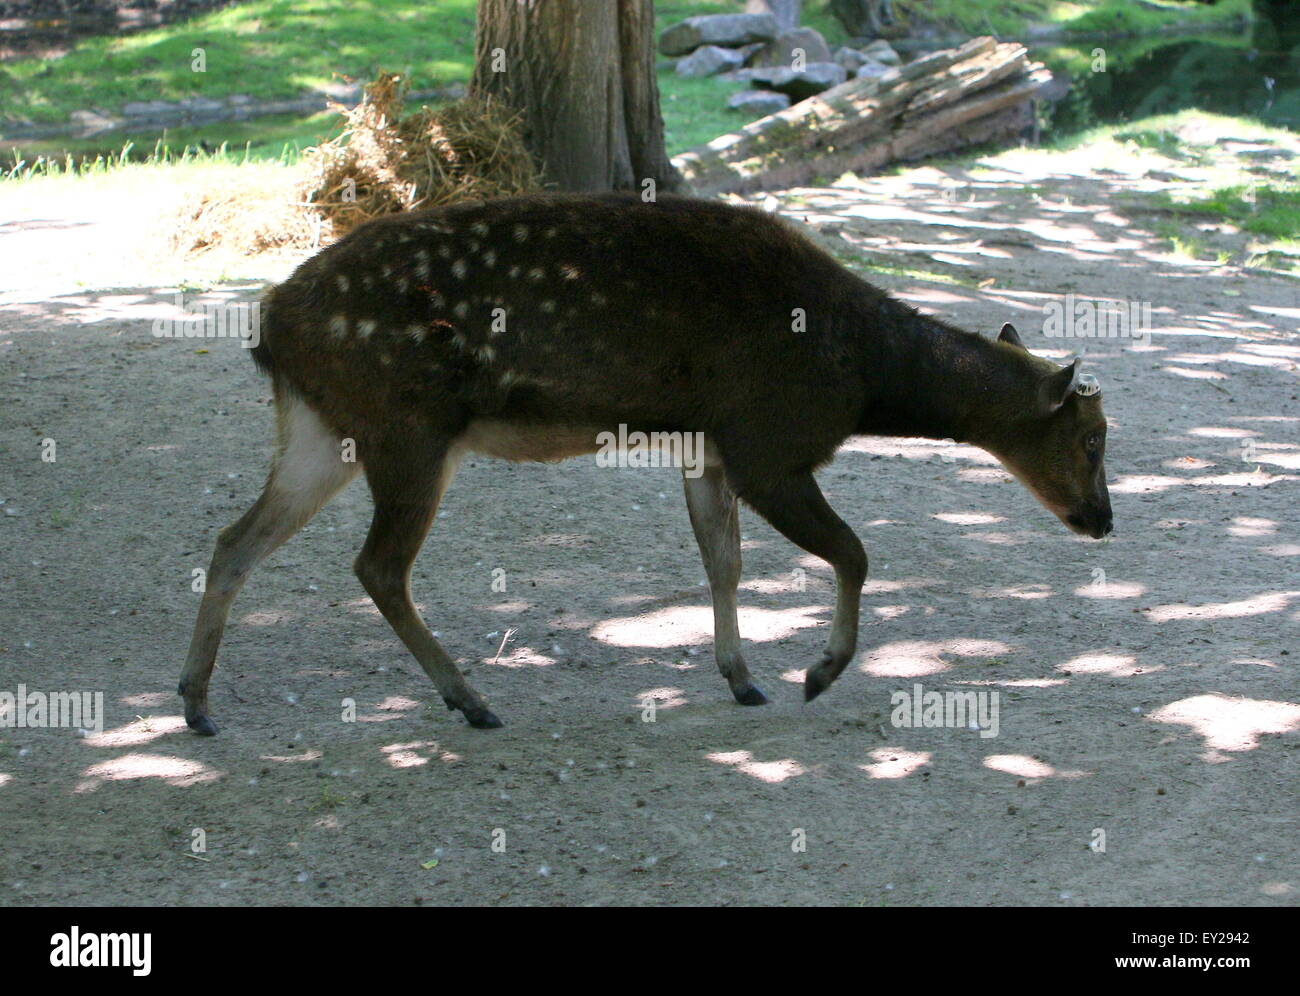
[
  {"x1": 829, "y1": 0, "x2": 894, "y2": 38},
  {"x1": 469, "y1": 0, "x2": 681, "y2": 193},
  {"x1": 746, "y1": 0, "x2": 802, "y2": 32}
]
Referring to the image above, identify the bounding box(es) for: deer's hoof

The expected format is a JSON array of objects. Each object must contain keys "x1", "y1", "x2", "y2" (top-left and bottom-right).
[
  {"x1": 187, "y1": 713, "x2": 219, "y2": 736},
  {"x1": 463, "y1": 707, "x2": 504, "y2": 730},
  {"x1": 804, "y1": 669, "x2": 832, "y2": 703},
  {"x1": 733, "y1": 684, "x2": 770, "y2": 706}
]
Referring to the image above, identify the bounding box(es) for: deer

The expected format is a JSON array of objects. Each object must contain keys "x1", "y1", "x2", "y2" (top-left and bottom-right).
[{"x1": 178, "y1": 192, "x2": 1112, "y2": 735}]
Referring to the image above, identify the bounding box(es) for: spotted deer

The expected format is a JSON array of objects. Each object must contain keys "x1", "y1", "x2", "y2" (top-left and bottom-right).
[{"x1": 179, "y1": 192, "x2": 1112, "y2": 734}]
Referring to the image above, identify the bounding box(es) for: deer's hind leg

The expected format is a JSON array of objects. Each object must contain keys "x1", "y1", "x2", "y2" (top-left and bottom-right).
[
  {"x1": 353, "y1": 434, "x2": 502, "y2": 729},
  {"x1": 683, "y1": 463, "x2": 768, "y2": 705},
  {"x1": 179, "y1": 391, "x2": 360, "y2": 735}
]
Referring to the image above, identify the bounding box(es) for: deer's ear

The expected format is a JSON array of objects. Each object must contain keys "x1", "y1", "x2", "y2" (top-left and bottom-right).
[
  {"x1": 1036, "y1": 358, "x2": 1079, "y2": 416},
  {"x1": 998, "y1": 322, "x2": 1025, "y2": 348}
]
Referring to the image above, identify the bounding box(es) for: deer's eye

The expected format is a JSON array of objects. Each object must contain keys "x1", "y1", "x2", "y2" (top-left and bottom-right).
[{"x1": 1085, "y1": 432, "x2": 1102, "y2": 457}]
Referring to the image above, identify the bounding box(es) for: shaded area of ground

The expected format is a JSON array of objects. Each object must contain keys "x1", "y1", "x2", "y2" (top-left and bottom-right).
[{"x1": 0, "y1": 118, "x2": 1297, "y2": 906}]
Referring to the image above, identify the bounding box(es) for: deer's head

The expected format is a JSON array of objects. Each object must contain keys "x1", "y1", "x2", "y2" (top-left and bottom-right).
[{"x1": 985, "y1": 324, "x2": 1113, "y2": 539}]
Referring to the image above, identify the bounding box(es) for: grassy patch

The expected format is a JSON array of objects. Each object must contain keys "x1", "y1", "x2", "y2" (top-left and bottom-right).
[
  {"x1": 1, "y1": 0, "x2": 479, "y2": 126},
  {"x1": 1158, "y1": 182, "x2": 1300, "y2": 241},
  {"x1": 1064, "y1": 0, "x2": 1252, "y2": 36},
  {"x1": 875, "y1": 0, "x2": 1249, "y2": 38}
]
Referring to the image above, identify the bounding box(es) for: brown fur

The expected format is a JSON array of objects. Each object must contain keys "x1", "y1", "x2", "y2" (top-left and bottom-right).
[{"x1": 181, "y1": 193, "x2": 1111, "y2": 734}]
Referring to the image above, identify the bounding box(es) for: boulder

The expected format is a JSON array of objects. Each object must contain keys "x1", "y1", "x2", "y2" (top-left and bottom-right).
[
  {"x1": 748, "y1": 27, "x2": 833, "y2": 69},
  {"x1": 861, "y1": 39, "x2": 901, "y2": 66},
  {"x1": 749, "y1": 62, "x2": 848, "y2": 101},
  {"x1": 676, "y1": 45, "x2": 747, "y2": 78},
  {"x1": 659, "y1": 13, "x2": 778, "y2": 56},
  {"x1": 727, "y1": 90, "x2": 792, "y2": 115},
  {"x1": 834, "y1": 46, "x2": 869, "y2": 74}
]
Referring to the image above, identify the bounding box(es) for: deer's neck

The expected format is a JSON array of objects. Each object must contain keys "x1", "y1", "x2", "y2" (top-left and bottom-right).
[{"x1": 855, "y1": 296, "x2": 1029, "y2": 447}]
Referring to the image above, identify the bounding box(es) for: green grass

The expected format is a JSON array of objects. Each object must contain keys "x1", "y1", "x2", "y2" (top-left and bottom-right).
[
  {"x1": 3, "y1": 110, "x2": 343, "y2": 172},
  {"x1": 1064, "y1": 0, "x2": 1252, "y2": 36},
  {"x1": 0, "y1": 0, "x2": 1263, "y2": 170},
  {"x1": 1, "y1": 0, "x2": 478, "y2": 126},
  {"x1": 1158, "y1": 182, "x2": 1300, "y2": 241},
  {"x1": 878, "y1": 0, "x2": 1250, "y2": 38}
]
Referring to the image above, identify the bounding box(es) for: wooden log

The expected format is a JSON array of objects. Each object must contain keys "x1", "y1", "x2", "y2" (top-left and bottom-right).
[{"x1": 672, "y1": 37, "x2": 1050, "y2": 196}]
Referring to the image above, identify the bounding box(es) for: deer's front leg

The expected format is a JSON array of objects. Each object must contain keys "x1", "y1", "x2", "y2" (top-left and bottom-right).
[
  {"x1": 682, "y1": 464, "x2": 768, "y2": 705},
  {"x1": 738, "y1": 471, "x2": 867, "y2": 702}
]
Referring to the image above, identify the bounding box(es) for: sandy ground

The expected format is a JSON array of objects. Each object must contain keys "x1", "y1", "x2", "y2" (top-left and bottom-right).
[{"x1": 1, "y1": 116, "x2": 1297, "y2": 906}]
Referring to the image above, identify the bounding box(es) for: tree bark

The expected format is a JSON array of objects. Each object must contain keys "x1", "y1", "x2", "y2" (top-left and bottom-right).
[
  {"x1": 829, "y1": 0, "x2": 895, "y2": 38},
  {"x1": 470, "y1": 0, "x2": 681, "y2": 193}
]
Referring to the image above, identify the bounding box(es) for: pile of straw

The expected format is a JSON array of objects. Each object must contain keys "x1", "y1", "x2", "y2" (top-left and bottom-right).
[{"x1": 170, "y1": 72, "x2": 540, "y2": 255}]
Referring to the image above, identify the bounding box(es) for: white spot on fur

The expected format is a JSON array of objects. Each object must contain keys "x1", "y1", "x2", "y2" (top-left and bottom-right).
[
  {"x1": 483, "y1": 249, "x2": 497, "y2": 267},
  {"x1": 513, "y1": 224, "x2": 529, "y2": 242},
  {"x1": 452, "y1": 259, "x2": 469, "y2": 280},
  {"x1": 454, "y1": 301, "x2": 470, "y2": 319},
  {"x1": 477, "y1": 344, "x2": 496, "y2": 363},
  {"x1": 407, "y1": 324, "x2": 425, "y2": 341},
  {"x1": 540, "y1": 300, "x2": 556, "y2": 313},
  {"x1": 591, "y1": 292, "x2": 607, "y2": 307},
  {"x1": 336, "y1": 274, "x2": 349, "y2": 293},
  {"x1": 357, "y1": 319, "x2": 377, "y2": 338},
  {"x1": 472, "y1": 222, "x2": 489, "y2": 238},
  {"x1": 560, "y1": 263, "x2": 581, "y2": 281},
  {"x1": 438, "y1": 245, "x2": 452, "y2": 259},
  {"x1": 527, "y1": 267, "x2": 544, "y2": 282},
  {"x1": 509, "y1": 265, "x2": 521, "y2": 279},
  {"x1": 329, "y1": 315, "x2": 348, "y2": 338},
  {"x1": 545, "y1": 227, "x2": 558, "y2": 239}
]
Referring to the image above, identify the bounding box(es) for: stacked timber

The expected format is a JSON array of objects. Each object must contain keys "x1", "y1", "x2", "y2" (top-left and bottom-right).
[{"x1": 672, "y1": 37, "x2": 1053, "y2": 196}]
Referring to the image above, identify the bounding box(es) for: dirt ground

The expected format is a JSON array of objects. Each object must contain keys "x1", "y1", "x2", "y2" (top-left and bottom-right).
[{"x1": 1, "y1": 116, "x2": 1297, "y2": 906}]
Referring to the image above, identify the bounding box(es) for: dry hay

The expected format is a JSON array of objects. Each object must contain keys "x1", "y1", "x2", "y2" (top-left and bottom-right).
[
  {"x1": 170, "y1": 72, "x2": 540, "y2": 256},
  {"x1": 168, "y1": 164, "x2": 319, "y2": 256}
]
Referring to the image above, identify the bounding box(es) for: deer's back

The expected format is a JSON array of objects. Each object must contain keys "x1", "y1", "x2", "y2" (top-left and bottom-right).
[{"x1": 261, "y1": 193, "x2": 871, "y2": 462}]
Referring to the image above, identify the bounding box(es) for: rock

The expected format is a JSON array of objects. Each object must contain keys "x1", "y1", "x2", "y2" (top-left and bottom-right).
[
  {"x1": 659, "y1": 13, "x2": 778, "y2": 56},
  {"x1": 749, "y1": 62, "x2": 848, "y2": 101},
  {"x1": 123, "y1": 100, "x2": 174, "y2": 116},
  {"x1": 748, "y1": 27, "x2": 833, "y2": 69},
  {"x1": 727, "y1": 90, "x2": 791, "y2": 115},
  {"x1": 68, "y1": 109, "x2": 118, "y2": 135},
  {"x1": 675, "y1": 45, "x2": 747, "y2": 79},
  {"x1": 178, "y1": 96, "x2": 223, "y2": 115},
  {"x1": 834, "y1": 46, "x2": 869, "y2": 74},
  {"x1": 861, "y1": 39, "x2": 901, "y2": 66}
]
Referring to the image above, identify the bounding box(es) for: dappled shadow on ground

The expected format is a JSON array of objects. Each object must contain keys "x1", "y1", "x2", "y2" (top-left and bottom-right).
[{"x1": 1, "y1": 127, "x2": 1297, "y2": 905}]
